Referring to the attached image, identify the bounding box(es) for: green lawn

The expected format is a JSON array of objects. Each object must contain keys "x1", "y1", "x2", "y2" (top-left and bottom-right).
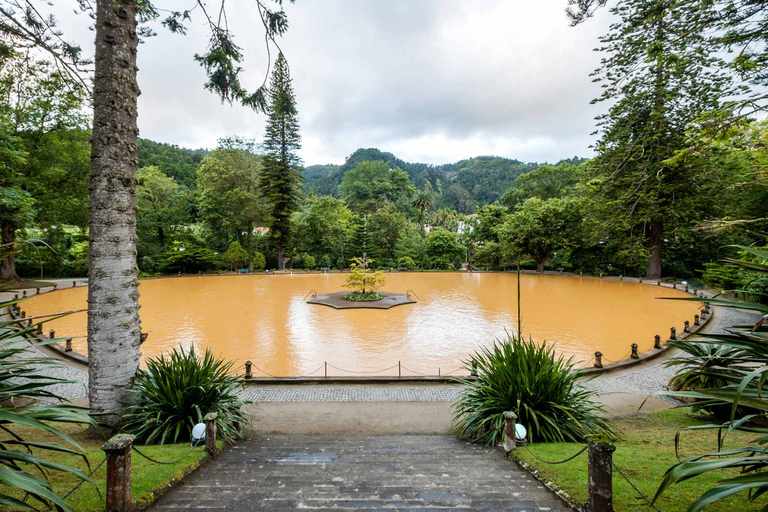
[
  {"x1": 1, "y1": 422, "x2": 219, "y2": 511},
  {"x1": 514, "y1": 408, "x2": 764, "y2": 511}
]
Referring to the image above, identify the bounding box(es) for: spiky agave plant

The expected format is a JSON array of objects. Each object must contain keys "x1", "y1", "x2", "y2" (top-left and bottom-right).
[
  {"x1": 453, "y1": 333, "x2": 617, "y2": 446},
  {"x1": 120, "y1": 346, "x2": 250, "y2": 445},
  {"x1": 0, "y1": 292, "x2": 96, "y2": 512}
]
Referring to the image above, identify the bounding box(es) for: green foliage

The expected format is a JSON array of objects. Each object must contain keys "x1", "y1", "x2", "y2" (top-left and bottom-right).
[
  {"x1": 656, "y1": 245, "x2": 768, "y2": 509},
  {"x1": 159, "y1": 246, "x2": 217, "y2": 274},
  {"x1": 453, "y1": 334, "x2": 617, "y2": 445},
  {"x1": 344, "y1": 290, "x2": 382, "y2": 302},
  {"x1": 318, "y1": 254, "x2": 332, "y2": 269},
  {"x1": 423, "y1": 228, "x2": 465, "y2": 269},
  {"x1": 340, "y1": 161, "x2": 415, "y2": 213},
  {"x1": 0, "y1": 294, "x2": 97, "y2": 511},
  {"x1": 343, "y1": 257, "x2": 386, "y2": 294},
  {"x1": 138, "y1": 138, "x2": 205, "y2": 189},
  {"x1": 259, "y1": 53, "x2": 303, "y2": 268},
  {"x1": 252, "y1": 252, "x2": 266, "y2": 271},
  {"x1": 121, "y1": 347, "x2": 249, "y2": 445},
  {"x1": 222, "y1": 241, "x2": 248, "y2": 271},
  {"x1": 302, "y1": 254, "x2": 316, "y2": 269},
  {"x1": 499, "y1": 197, "x2": 581, "y2": 272},
  {"x1": 500, "y1": 162, "x2": 578, "y2": 208},
  {"x1": 397, "y1": 256, "x2": 416, "y2": 270},
  {"x1": 137, "y1": 166, "x2": 190, "y2": 257}
]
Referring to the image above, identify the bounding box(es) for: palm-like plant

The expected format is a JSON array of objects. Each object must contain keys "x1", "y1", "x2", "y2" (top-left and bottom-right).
[
  {"x1": 0, "y1": 293, "x2": 96, "y2": 512},
  {"x1": 120, "y1": 346, "x2": 249, "y2": 445},
  {"x1": 453, "y1": 333, "x2": 617, "y2": 445},
  {"x1": 655, "y1": 245, "x2": 768, "y2": 511},
  {"x1": 412, "y1": 190, "x2": 433, "y2": 236}
]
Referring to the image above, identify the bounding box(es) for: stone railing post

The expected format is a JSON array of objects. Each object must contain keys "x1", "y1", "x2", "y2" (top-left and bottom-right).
[
  {"x1": 654, "y1": 335, "x2": 661, "y2": 349},
  {"x1": 65, "y1": 338, "x2": 73, "y2": 352},
  {"x1": 49, "y1": 329, "x2": 55, "y2": 339},
  {"x1": 630, "y1": 343, "x2": 639, "y2": 359},
  {"x1": 502, "y1": 411, "x2": 517, "y2": 453},
  {"x1": 594, "y1": 351, "x2": 603, "y2": 369},
  {"x1": 102, "y1": 434, "x2": 135, "y2": 512},
  {"x1": 694, "y1": 314, "x2": 700, "y2": 326},
  {"x1": 670, "y1": 327, "x2": 677, "y2": 340},
  {"x1": 586, "y1": 440, "x2": 616, "y2": 512},
  {"x1": 684, "y1": 320, "x2": 691, "y2": 333},
  {"x1": 204, "y1": 412, "x2": 218, "y2": 455},
  {"x1": 244, "y1": 360, "x2": 252, "y2": 379}
]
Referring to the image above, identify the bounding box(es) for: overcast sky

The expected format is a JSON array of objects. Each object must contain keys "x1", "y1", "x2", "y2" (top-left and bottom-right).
[{"x1": 59, "y1": 1, "x2": 614, "y2": 166}]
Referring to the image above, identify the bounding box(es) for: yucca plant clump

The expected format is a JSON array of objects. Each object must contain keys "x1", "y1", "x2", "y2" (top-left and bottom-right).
[
  {"x1": 0, "y1": 292, "x2": 96, "y2": 512},
  {"x1": 121, "y1": 346, "x2": 249, "y2": 445},
  {"x1": 453, "y1": 334, "x2": 617, "y2": 445}
]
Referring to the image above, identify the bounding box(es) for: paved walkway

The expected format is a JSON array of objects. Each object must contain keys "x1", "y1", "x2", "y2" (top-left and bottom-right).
[{"x1": 152, "y1": 435, "x2": 571, "y2": 511}]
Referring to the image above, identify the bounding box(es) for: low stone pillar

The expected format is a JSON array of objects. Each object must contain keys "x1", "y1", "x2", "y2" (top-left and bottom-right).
[
  {"x1": 53, "y1": 284, "x2": 57, "y2": 290},
  {"x1": 684, "y1": 320, "x2": 691, "y2": 333},
  {"x1": 657, "y1": 280, "x2": 661, "y2": 286},
  {"x1": 694, "y1": 314, "x2": 700, "y2": 326},
  {"x1": 35, "y1": 287, "x2": 40, "y2": 294},
  {"x1": 502, "y1": 411, "x2": 517, "y2": 453},
  {"x1": 672, "y1": 283, "x2": 677, "y2": 289},
  {"x1": 654, "y1": 335, "x2": 661, "y2": 349},
  {"x1": 670, "y1": 327, "x2": 677, "y2": 340},
  {"x1": 639, "y1": 276, "x2": 643, "y2": 283},
  {"x1": 619, "y1": 275, "x2": 623, "y2": 281},
  {"x1": 204, "y1": 412, "x2": 218, "y2": 455},
  {"x1": 102, "y1": 434, "x2": 135, "y2": 512},
  {"x1": 65, "y1": 338, "x2": 73, "y2": 352},
  {"x1": 72, "y1": 280, "x2": 76, "y2": 287},
  {"x1": 685, "y1": 284, "x2": 689, "y2": 293},
  {"x1": 20, "y1": 311, "x2": 26, "y2": 318},
  {"x1": 22, "y1": 290, "x2": 27, "y2": 297},
  {"x1": 49, "y1": 329, "x2": 55, "y2": 339},
  {"x1": 244, "y1": 360, "x2": 252, "y2": 379},
  {"x1": 586, "y1": 440, "x2": 616, "y2": 512},
  {"x1": 630, "y1": 343, "x2": 639, "y2": 359},
  {"x1": 594, "y1": 351, "x2": 603, "y2": 368}
]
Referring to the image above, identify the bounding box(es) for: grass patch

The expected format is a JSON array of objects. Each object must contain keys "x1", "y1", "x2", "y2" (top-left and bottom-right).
[
  {"x1": 0, "y1": 422, "x2": 219, "y2": 511},
  {"x1": 513, "y1": 408, "x2": 765, "y2": 511}
]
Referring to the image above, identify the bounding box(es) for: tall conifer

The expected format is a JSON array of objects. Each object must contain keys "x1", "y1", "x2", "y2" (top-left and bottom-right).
[{"x1": 260, "y1": 52, "x2": 303, "y2": 270}]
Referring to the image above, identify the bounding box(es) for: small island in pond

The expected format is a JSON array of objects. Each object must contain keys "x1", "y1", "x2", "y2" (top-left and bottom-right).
[{"x1": 307, "y1": 257, "x2": 417, "y2": 309}]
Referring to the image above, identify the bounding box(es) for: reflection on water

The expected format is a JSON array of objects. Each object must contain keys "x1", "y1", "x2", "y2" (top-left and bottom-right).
[{"x1": 23, "y1": 273, "x2": 700, "y2": 376}]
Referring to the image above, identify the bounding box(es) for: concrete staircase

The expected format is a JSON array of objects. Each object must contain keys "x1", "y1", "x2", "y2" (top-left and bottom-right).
[{"x1": 153, "y1": 435, "x2": 572, "y2": 511}]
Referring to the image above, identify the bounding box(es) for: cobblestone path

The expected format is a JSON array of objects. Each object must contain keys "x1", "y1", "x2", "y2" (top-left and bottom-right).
[
  {"x1": 242, "y1": 387, "x2": 462, "y2": 402},
  {"x1": 152, "y1": 435, "x2": 571, "y2": 511}
]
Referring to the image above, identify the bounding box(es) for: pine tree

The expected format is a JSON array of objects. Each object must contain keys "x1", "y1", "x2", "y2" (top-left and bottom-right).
[
  {"x1": 260, "y1": 52, "x2": 303, "y2": 270},
  {"x1": 347, "y1": 214, "x2": 371, "y2": 263},
  {"x1": 589, "y1": 0, "x2": 729, "y2": 279}
]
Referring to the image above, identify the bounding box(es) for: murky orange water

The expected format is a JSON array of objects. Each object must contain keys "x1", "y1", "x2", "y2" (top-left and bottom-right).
[{"x1": 23, "y1": 273, "x2": 700, "y2": 376}]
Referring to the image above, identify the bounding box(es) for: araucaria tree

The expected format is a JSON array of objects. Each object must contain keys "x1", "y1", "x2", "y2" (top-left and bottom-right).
[
  {"x1": 588, "y1": 0, "x2": 728, "y2": 279},
  {"x1": 260, "y1": 53, "x2": 303, "y2": 270}
]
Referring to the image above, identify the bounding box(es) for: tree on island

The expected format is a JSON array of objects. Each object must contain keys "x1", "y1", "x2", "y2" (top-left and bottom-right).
[
  {"x1": 260, "y1": 53, "x2": 303, "y2": 271},
  {"x1": 343, "y1": 256, "x2": 386, "y2": 301}
]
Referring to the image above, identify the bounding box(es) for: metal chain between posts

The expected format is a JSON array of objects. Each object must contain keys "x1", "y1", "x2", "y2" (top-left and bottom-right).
[
  {"x1": 326, "y1": 363, "x2": 400, "y2": 375},
  {"x1": 131, "y1": 442, "x2": 200, "y2": 465},
  {"x1": 613, "y1": 462, "x2": 663, "y2": 512},
  {"x1": 47, "y1": 456, "x2": 106, "y2": 510},
  {"x1": 521, "y1": 443, "x2": 588, "y2": 465}
]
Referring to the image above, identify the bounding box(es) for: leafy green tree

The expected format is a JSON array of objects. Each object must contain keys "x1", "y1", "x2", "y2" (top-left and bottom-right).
[
  {"x1": 223, "y1": 241, "x2": 249, "y2": 271},
  {"x1": 340, "y1": 161, "x2": 415, "y2": 213},
  {"x1": 368, "y1": 208, "x2": 412, "y2": 263},
  {"x1": 347, "y1": 214, "x2": 372, "y2": 261},
  {"x1": 303, "y1": 254, "x2": 316, "y2": 269},
  {"x1": 500, "y1": 162, "x2": 578, "y2": 208},
  {"x1": 260, "y1": 53, "x2": 303, "y2": 270},
  {"x1": 587, "y1": 0, "x2": 729, "y2": 279},
  {"x1": 197, "y1": 143, "x2": 268, "y2": 270},
  {"x1": 137, "y1": 166, "x2": 189, "y2": 257},
  {"x1": 295, "y1": 195, "x2": 353, "y2": 264},
  {"x1": 138, "y1": 139, "x2": 205, "y2": 188},
  {"x1": 423, "y1": 228, "x2": 466, "y2": 269},
  {"x1": 0, "y1": 125, "x2": 30, "y2": 282},
  {"x1": 252, "y1": 252, "x2": 266, "y2": 271},
  {"x1": 472, "y1": 204, "x2": 508, "y2": 244},
  {"x1": 500, "y1": 197, "x2": 582, "y2": 273}
]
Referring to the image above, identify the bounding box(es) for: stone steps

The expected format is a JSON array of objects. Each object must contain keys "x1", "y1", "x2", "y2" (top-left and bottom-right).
[{"x1": 152, "y1": 435, "x2": 572, "y2": 511}]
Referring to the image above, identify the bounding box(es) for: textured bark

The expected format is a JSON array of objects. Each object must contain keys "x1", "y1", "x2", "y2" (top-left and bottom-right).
[
  {"x1": 277, "y1": 247, "x2": 286, "y2": 271},
  {"x1": 536, "y1": 259, "x2": 545, "y2": 274},
  {"x1": 0, "y1": 222, "x2": 19, "y2": 283},
  {"x1": 88, "y1": 0, "x2": 141, "y2": 424},
  {"x1": 645, "y1": 221, "x2": 663, "y2": 280}
]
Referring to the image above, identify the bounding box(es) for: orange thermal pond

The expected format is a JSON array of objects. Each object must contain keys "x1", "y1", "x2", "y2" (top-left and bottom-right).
[{"x1": 24, "y1": 273, "x2": 700, "y2": 376}]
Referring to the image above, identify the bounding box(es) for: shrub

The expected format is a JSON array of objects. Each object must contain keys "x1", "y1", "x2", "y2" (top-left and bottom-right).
[
  {"x1": 159, "y1": 246, "x2": 217, "y2": 274},
  {"x1": 252, "y1": 252, "x2": 266, "y2": 271},
  {"x1": 345, "y1": 290, "x2": 382, "y2": 302},
  {"x1": 222, "y1": 241, "x2": 248, "y2": 271},
  {"x1": 454, "y1": 334, "x2": 617, "y2": 445},
  {"x1": 121, "y1": 346, "x2": 249, "y2": 445},
  {"x1": 319, "y1": 254, "x2": 332, "y2": 269},
  {"x1": 0, "y1": 293, "x2": 97, "y2": 511},
  {"x1": 303, "y1": 254, "x2": 316, "y2": 270},
  {"x1": 397, "y1": 256, "x2": 416, "y2": 270}
]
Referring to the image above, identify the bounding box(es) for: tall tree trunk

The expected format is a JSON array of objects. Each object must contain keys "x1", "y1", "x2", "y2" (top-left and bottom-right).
[
  {"x1": 87, "y1": 0, "x2": 141, "y2": 425},
  {"x1": 646, "y1": 221, "x2": 663, "y2": 280},
  {"x1": 277, "y1": 247, "x2": 285, "y2": 270},
  {"x1": 0, "y1": 222, "x2": 19, "y2": 283},
  {"x1": 247, "y1": 222, "x2": 254, "y2": 271},
  {"x1": 536, "y1": 259, "x2": 545, "y2": 273}
]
